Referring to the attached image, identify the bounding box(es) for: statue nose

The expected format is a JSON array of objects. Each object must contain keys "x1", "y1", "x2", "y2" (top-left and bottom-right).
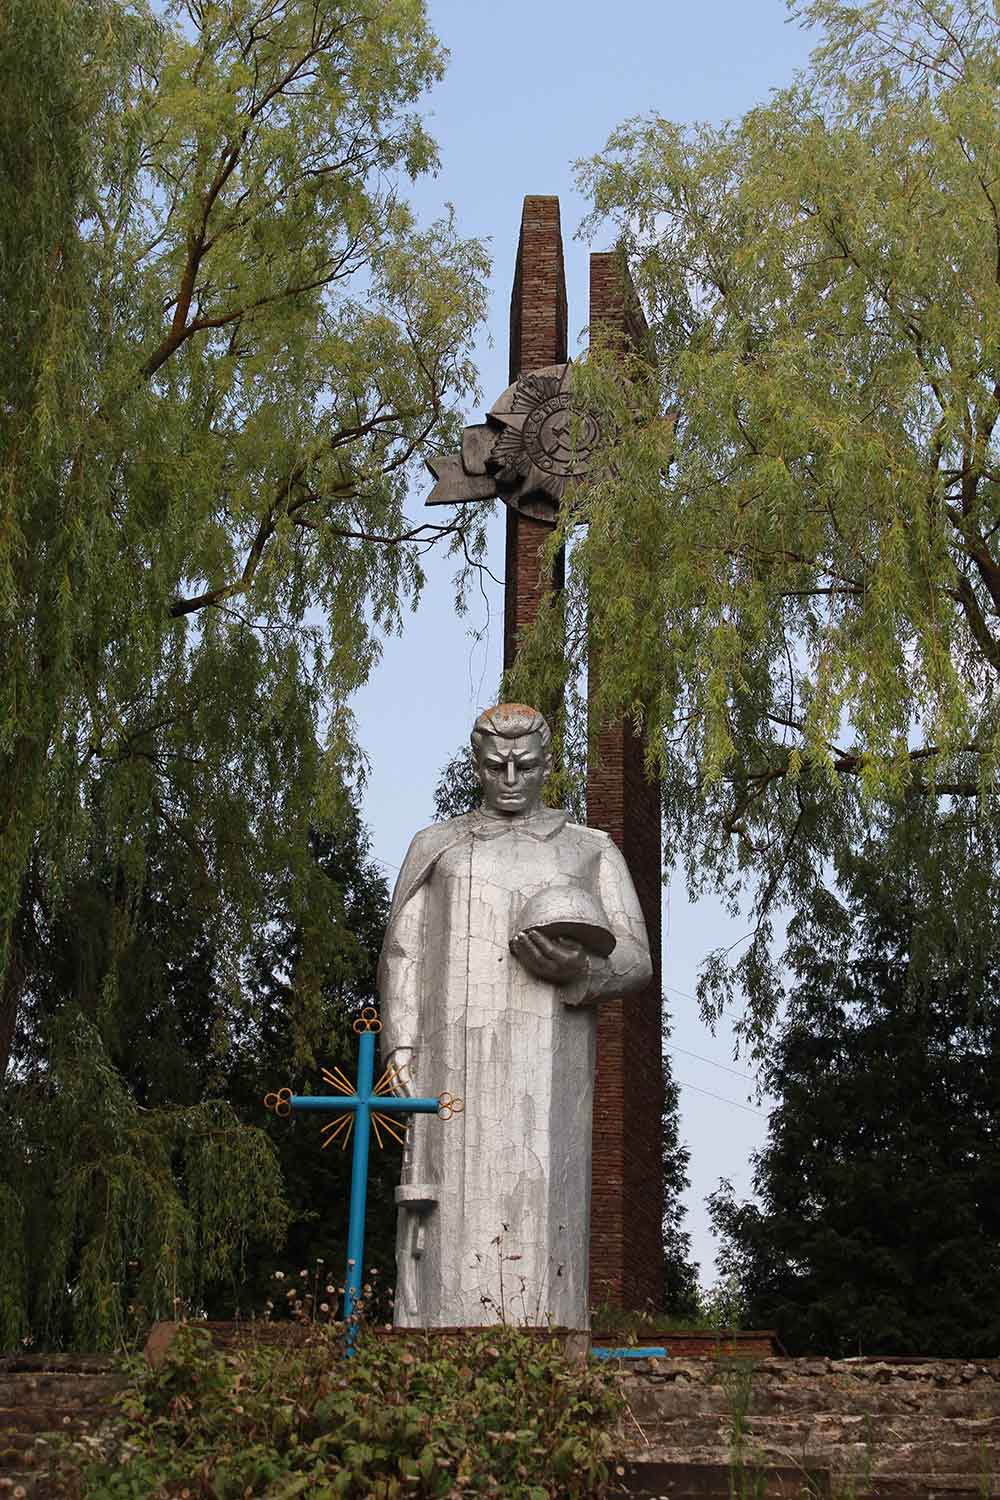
[{"x1": 504, "y1": 758, "x2": 517, "y2": 786}]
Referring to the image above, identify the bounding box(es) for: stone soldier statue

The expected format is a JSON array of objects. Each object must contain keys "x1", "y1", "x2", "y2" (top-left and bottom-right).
[{"x1": 378, "y1": 703, "x2": 652, "y2": 1329}]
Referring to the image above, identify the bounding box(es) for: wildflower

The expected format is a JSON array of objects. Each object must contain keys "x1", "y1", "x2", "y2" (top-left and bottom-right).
[
  {"x1": 274, "y1": 1271, "x2": 285, "y2": 1280},
  {"x1": 299, "y1": 1268, "x2": 308, "y2": 1278},
  {"x1": 326, "y1": 1284, "x2": 335, "y2": 1294},
  {"x1": 316, "y1": 1258, "x2": 325, "y2": 1265},
  {"x1": 320, "y1": 1303, "x2": 329, "y2": 1313}
]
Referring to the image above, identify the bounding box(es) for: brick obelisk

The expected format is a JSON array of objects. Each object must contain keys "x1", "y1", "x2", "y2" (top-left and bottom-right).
[
  {"x1": 503, "y1": 197, "x2": 567, "y2": 671},
  {"x1": 585, "y1": 254, "x2": 664, "y2": 1311},
  {"x1": 504, "y1": 197, "x2": 665, "y2": 1310}
]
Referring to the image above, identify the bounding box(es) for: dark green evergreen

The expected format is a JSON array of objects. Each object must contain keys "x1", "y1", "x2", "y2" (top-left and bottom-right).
[
  {"x1": 224, "y1": 811, "x2": 399, "y2": 1323},
  {"x1": 1, "y1": 787, "x2": 399, "y2": 1348},
  {"x1": 709, "y1": 808, "x2": 1000, "y2": 1356}
]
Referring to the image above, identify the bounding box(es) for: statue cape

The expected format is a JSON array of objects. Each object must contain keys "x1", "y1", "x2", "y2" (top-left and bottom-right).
[{"x1": 388, "y1": 807, "x2": 575, "y2": 919}]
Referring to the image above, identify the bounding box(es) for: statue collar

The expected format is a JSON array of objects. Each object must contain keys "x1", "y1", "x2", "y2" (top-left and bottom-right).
[
  {"x1": 468, "y1": 807, "x2": 569, "y2": 841},
  {"x1": 389, "y1": 807, "x2": 571, "y2": 917}
]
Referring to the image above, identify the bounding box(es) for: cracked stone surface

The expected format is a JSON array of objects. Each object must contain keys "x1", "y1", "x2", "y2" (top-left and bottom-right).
[{"x1": 378, "y1": 805, "x2": 652, "y2": 1330}]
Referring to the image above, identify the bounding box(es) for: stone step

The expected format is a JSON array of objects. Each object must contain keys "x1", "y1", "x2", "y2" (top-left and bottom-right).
[
  {"x1": 610, "y1": 1459, "x2": 831, "y2": 1498},
  {"x1": 0, "y1": 1374, "x2": 122, "y2": 1408},
  {"x1": 627, "y1": 1442, "x2": 1000, "y2": 1480},
  {"x1": 868, "y1": 1479, "x2": 1000, "y2": 1499},
  {"x1": 612, "y1": 1466, "x2": 1000, "y2": 1500},
  {"x1": 625, "y1": 1386, "x2": 1000, "y2": 1421},
  {"x1": 625, "y1": 1412, "x2": 1000, "y2": 1447},
  {"x1": 0, "y1": 1404, "x2": 115, "y2": 1436},
  {"x1": 0, "y1": 1355, "x2": 116, "y2": 1377},
  {"x1": 626, "y1": 1437, "x2": 1000, "y2": 1481}
]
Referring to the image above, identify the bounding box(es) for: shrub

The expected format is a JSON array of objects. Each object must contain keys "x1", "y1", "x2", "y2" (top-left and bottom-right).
[{"x1": 49, "y1": 1322, "x2": 623, "y2": 1498}]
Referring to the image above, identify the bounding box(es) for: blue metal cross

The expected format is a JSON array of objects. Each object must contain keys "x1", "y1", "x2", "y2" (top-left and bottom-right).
[{"x1": 265, "y1": 1007, "x2": 460, "y2": 1352}]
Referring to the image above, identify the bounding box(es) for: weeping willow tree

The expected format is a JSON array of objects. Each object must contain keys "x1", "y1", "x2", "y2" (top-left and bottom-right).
[
  {"x1": 0, "y1": 0, "x2": 488, "y2": 1346},
  {"x1": 510, "y1": 0, "x2": 1000, "y2": 1051}
]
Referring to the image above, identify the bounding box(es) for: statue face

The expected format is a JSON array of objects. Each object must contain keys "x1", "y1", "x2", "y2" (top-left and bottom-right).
[{"x1": 474, "y1": 731, "x2": 549, "y2": 818}]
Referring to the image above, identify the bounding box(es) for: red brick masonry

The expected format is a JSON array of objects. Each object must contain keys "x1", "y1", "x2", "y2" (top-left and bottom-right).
[
  {"x1": 503, "y1": 196, "x2": 567, "y2": 672},
  {"x1": 586, "y1": 253, "x2": 665, "y2": 1312},
  {"x1": 504, "y1": 201, "x2": 665, "y2": 1312}
]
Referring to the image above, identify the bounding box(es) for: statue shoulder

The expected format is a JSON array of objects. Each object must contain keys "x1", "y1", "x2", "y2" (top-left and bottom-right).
[
  {"x1": 390, "y1": 814, "x2": 479, "y2": 915},
  {"x1": 403, "y1": 811, "x2": 478, "y2": 857},
  {"x1": 561, "y1": 820, "x2": 613, "y2": 849}
]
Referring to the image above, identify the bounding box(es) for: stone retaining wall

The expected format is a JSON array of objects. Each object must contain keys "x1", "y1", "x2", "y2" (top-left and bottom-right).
[{"x1": 616, "y1": 1355, "x2": 1000, "y2": 1497}]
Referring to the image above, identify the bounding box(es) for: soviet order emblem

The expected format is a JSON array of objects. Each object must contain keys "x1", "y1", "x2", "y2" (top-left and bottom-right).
[
  {"x1": 489, "y1": 370, "x2": 599, "y2": 497},
  {"x1": 425, "y1": 362, "x2": 599, "y2": 523}
]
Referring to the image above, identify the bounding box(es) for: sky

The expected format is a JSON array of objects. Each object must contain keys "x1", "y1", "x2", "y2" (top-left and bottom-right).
[{"x1": 351, "y1": 0, "x2": 819, "y2": 1286}]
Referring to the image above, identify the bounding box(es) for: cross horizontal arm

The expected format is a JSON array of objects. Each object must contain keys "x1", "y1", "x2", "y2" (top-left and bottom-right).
[{"x1": 289, "y1": 1094, "x2": 441, "y2": 1115}]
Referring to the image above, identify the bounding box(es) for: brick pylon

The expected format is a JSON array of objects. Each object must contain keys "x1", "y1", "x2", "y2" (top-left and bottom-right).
[
  {"x1": 586, "y1": 255, "x2": 664, "y2": 1311},
  {"x1": 504, "y1": 196, "x2": 567, "y2": 672},
  {"x1": 504, "y1": 199, "x2": 665, "y2": 1312}
]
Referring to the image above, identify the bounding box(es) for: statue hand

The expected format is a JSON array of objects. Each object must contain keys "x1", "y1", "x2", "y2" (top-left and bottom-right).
[{"x1": 509, "y1": 929, "x2": 588, "y2": 985}]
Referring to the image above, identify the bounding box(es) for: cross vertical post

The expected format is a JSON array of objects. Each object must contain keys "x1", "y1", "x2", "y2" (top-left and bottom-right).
[
  {"x1": 344, "y1": 1021, "x2": 375, "y2": 1329},
  {"x1": 265, "y1": 1008, "x2": 461, "y2": 1353}
]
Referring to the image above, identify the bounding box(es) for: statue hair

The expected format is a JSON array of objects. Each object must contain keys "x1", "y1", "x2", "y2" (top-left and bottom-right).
[{"x1": 470, "y1": 703, "x2": 552, "y2": 756}]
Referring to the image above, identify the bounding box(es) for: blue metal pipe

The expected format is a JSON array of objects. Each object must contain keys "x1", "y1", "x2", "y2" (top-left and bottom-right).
[
  {"x1": 341, "y1": 1028, "x2": 375, "y2": 1347},
  {"x1": 591, "y1": 1346, "x2": 668, "y2": 1361},
  {"x1": 289, "y1": 1095, "x2": 440, "y2": 1114}
]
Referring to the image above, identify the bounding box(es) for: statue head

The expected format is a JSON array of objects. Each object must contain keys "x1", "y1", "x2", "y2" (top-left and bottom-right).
[{"x1": 470, "y1": 703, "x2": 552, "y2": 818}]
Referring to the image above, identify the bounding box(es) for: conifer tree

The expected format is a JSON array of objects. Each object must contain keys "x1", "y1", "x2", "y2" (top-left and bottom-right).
[{"x1": 709, "y1": 806, "x2": 1000, "y2": 1356}]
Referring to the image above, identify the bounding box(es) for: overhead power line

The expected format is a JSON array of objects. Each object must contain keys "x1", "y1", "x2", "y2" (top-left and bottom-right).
[
  {"x1": 666, "y1": 1041, "x2": 756, "y2": 1083},
  {"x1": 676, "y1": 1078, "x2": 771, "y2": 1117},
  {"x1": 372, "y1": 863, "x2": 770, "y2": 1121}
]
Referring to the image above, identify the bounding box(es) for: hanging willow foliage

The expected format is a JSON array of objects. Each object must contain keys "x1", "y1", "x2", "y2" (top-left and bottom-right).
[
  {"x1": 1, "y1": 1015, "x2": 288, "y2": 1349},
  {"x1": 510, "y1": 0, "x2": 1000, "y2": 1051},
  {"x1": 0, "y1": 0, "x2": 488, "y2": 1346},
  {"x1": 0, "y1": 0, "x2": 490, "y2": 1072}
]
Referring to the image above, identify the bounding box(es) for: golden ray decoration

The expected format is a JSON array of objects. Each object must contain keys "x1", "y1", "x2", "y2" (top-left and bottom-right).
[
  {"x1": 321, "y1": 1065, "x2": 355, "y2": 1095},
  {"x1": 373, "y1": 1060, "x2": 409, "y2": 1097},
  {"x1": 372, "y1": 1111, "x2": 408, "y2": 1147},
  {"x1": 372, "y1": 1063, "x2": 395, "y2": 1095},
  {"x1": 320, "y1": 1115, "x2": 353, "y2": 1151}
]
